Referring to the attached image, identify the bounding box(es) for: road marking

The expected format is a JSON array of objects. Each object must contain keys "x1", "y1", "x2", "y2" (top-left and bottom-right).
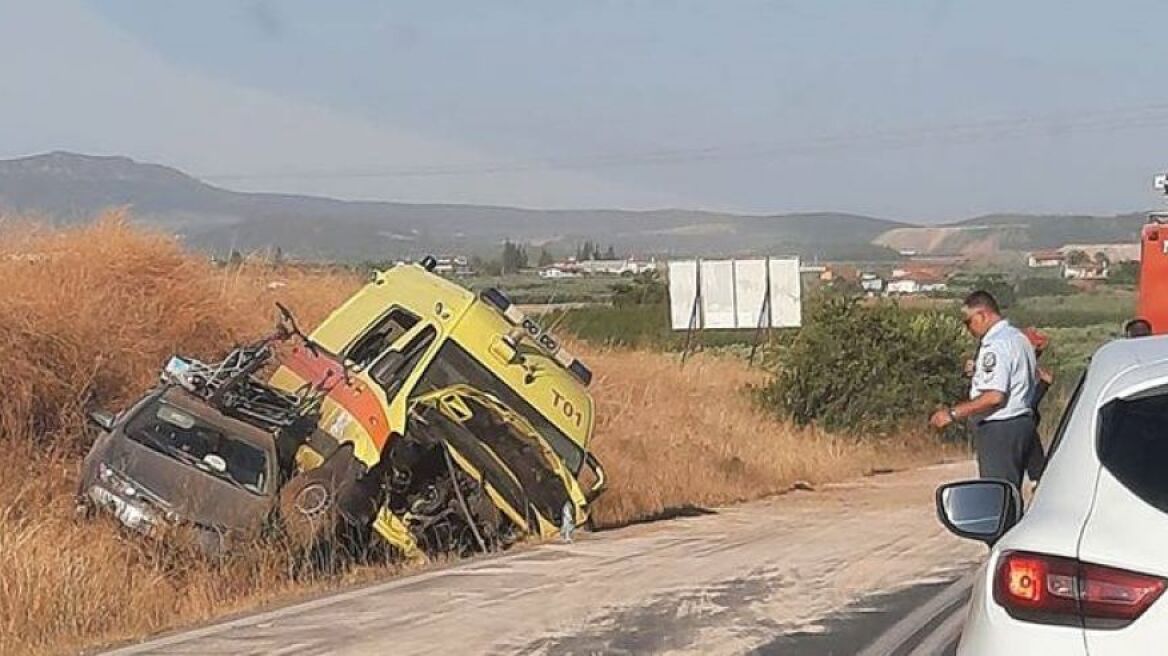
[
  {"x1": 907, "y1": 605, "x2": 966, "y2": 656},
  {"x1": 854, "y1": 572, "x2": 973, "y2": 656}
]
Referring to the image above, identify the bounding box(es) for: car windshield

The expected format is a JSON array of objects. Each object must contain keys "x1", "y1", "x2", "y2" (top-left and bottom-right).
[
  {"x1": 411, "y1": 341, "x2": 585, "y2": 474},
  {"x1": 1098, "y1": 386, "x2": 1168, "y2": 514},
  {"x1": 126, "y1": 399, "x2": 271, "y2": 494}
]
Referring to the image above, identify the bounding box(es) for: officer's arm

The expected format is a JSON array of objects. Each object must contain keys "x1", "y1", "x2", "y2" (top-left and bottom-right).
[
  {"x1": 951, "y1": 344, "x2": 1009, "y2": 420},
  {"x1": 951, "y1": 390, "x2": 1006, "y2": 421}
]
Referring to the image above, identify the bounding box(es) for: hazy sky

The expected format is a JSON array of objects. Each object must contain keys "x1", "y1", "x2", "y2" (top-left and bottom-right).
[{"x1": 4, "y1": 0, "x2": 1168, "y2": 221}]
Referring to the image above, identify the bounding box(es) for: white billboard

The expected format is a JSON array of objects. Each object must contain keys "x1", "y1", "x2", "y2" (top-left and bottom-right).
[{"x1": 667, "y1": 258, "x2": 801, "y2": 330}]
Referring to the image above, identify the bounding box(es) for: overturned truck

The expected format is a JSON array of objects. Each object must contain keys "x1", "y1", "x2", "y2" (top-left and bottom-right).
[{"x1": 77, "y1": 262, "x2": 606, "y2": 560}]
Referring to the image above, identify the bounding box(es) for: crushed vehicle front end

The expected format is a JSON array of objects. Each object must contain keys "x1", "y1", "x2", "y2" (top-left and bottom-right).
[{"x1": 380, "y1": 384, "x2": 592, "y2": 555}]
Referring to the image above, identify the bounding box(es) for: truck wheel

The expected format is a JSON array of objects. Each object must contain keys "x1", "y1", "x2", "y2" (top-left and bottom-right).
[
  {"x1": 279, "y1": 444, "x2": 363, "y2": 548},
  {"x1": 279, "y1": 467, "x2": 344, "y2": 550}
]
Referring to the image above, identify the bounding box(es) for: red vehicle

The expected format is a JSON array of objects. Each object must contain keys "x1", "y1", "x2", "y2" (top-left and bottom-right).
[
  {"x1": 1134, "y1": 215, "x2": 1168, "y2": 334},
  {"x1": 1131, "y1": 175, "x2": 1168, "y2": 336}
]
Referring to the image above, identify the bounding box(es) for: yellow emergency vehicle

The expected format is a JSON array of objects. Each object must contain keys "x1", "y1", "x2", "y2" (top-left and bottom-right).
[{"x1": 268, "y1": 262, "x2": 605, "y2": 559}]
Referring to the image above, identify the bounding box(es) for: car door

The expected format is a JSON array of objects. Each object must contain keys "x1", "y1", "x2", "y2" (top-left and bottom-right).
[{"x1": 1077, "y1": 367, "x2": 1168, "y2": 654}]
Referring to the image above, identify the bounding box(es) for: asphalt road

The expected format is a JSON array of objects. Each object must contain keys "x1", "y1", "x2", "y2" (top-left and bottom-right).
[
  {"x1": 103, "y1": 462, "x2": 982, "y2": 656},
  {"x1": 760, "y1": 574, "x2": 973, "y2": 655}
]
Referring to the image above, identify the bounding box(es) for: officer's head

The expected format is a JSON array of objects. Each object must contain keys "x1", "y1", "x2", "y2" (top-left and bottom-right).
[{"x1": 961, "y1": 290, "x2": 1001, "y2": 338}]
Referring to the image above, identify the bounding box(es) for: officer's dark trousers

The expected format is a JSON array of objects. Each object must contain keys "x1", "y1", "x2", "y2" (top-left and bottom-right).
[{"x1": 973, "y1": 414, "x2": 1036, "y2": 489}]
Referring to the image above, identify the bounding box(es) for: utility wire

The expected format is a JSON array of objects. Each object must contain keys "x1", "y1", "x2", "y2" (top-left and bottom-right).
[{"x1": 199, "y1": 102, "x2": 1168, "y2": 182}]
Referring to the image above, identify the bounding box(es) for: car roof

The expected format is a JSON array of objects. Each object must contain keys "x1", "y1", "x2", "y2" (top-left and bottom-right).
[
  {"x1": 1088, "y1": 335, "x2": 1168, "y2": 384},
  {"x1": 156, "y1": 387, "x2": 277, "y2": 450}
]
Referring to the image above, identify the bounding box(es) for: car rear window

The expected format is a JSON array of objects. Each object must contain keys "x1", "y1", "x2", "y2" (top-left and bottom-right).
[
  {"x1": 1098, "y1": 388, "x2": 1168, "y2": 514},
  {"x1": 127, "y1": 399, "x2": 271, "y2": 495}
]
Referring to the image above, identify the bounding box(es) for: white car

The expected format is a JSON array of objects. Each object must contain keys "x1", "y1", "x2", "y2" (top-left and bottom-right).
[{"x1": 938, "y1": 335, "x2": 1168, "y2": 655}]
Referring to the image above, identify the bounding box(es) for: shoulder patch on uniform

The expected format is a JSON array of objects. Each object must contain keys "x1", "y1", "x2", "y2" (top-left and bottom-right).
[{"x1": 981, "y1": 351, "x2": 997, "y2": 372}]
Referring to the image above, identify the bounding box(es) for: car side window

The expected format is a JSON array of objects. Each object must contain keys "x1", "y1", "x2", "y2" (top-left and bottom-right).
[
  {"x1": 345, "y1": 308, "x2": 419, "y2": 369},
  {"x1": 369, "y1": 325, "x2": 437, "y2": 400},
  {"x1": 1098, "y1": 387, "x2": 1168, "y2": 514}
]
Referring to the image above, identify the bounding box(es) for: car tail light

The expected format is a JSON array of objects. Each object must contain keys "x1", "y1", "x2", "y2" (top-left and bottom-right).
[{"x1": 994, "y1": 551, "x2": 1167, "y2": 629}]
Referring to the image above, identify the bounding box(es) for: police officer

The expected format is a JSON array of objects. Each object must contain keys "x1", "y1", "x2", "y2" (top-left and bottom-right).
[{"x1": 930, "y1": 290, "x2": 1037, "y2": 489}]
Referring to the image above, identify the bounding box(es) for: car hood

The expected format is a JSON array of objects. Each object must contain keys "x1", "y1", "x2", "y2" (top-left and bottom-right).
[
  {"x1": 409, "y1": 385, "x2": 589, "y2": 536},
  {"x1": 94, "y1": 432, "x2": 273, "y2": 532}
]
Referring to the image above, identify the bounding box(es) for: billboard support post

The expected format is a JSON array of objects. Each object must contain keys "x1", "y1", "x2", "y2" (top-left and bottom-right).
[
  {"x1": 748, "y1": 256, "x2": 773, "y2": 366},
  {"x1": 680, "y1": 258, "x2": 703, "y2": 364}
]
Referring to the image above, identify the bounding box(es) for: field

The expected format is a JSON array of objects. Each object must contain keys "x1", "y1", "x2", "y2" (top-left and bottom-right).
[
  {"x1": 1010, "y1": 288, "x2": 1134, "y2": 329},
  {"x1": 462, "y1": 273, "x2": 619, "y2": 304},
  {"x1": 0, "y1": 216, "x2": 955, "y2": 656},
  {"x1": 1010, "y1": 290, "x2": 1131, "y2": 437}
]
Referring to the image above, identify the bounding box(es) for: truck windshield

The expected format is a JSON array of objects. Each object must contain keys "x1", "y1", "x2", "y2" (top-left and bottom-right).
[
  {"x1": 126, "y1": 400, "x2": 271, "y2": 494},
  {"x1": 411, "y1": 341, "x2": 585, "y2": 474}
]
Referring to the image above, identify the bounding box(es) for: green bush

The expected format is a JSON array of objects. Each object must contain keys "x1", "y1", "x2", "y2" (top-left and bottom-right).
[
  {"x1": 1106, "y1": 260, "x2": 1140, "y2": 286},
  {"x1": 760, "y1": 295, "x2": 968, "y2": 435},
  {"x1": 610, "y1": 271, "x2": 667, "y2": 307}
]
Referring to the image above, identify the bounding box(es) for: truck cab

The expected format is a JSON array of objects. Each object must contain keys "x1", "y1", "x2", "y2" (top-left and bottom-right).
[{"x1": 268, "y1": 263, "x2": 604, "y2": 558}]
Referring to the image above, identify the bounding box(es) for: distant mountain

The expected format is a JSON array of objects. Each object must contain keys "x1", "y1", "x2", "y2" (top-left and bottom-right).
[
  {"x1": 0, "y1": 152, "x2": 1150, "y2": 261},
  {"x1": 875, "y1": 212, "x2": 1147, "y2": 257},
  {"x1": 0, "y1": 152, "x2": 905, "y2": 261}
]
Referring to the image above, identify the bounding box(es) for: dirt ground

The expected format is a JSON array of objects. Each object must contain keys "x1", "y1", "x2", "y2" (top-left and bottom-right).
[{"x1": 105, "y1": 461, "x2": 983, "y2": 656}]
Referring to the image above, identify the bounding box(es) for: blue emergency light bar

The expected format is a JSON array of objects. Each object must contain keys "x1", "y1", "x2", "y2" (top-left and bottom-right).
[{"x1": 480, "y1": 288, "x2": 593, "y2": 386}]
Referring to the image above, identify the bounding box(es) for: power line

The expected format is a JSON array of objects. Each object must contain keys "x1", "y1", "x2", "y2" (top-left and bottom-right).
[{"x1": 199, "y1": 102, "x2": 1168, "y2": 182}]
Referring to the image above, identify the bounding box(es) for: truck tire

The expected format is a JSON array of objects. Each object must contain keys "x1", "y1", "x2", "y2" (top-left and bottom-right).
[{"x1": 279, "y1": 445, "x2": 365, "y2": 552}]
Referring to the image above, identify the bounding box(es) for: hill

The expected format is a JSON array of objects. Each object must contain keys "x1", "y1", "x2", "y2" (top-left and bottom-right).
[
  {"x1": 875, "y1": 212, "x2": 1147, "y2": 256},
  {"x1": 0, "y1": 152, "x2": 904, "y2": 261},
  {"x1": 1, "y1": 152, "x2": 1151, "y2": 261}
]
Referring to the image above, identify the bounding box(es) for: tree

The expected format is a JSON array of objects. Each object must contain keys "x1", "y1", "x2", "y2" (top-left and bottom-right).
[
  {"x1": 1093, "y1": 251, "x2": 1111, "y2": 268},
  {"x1": 610, "y1": 270, "x2": 667, "y2": 306},
  {"x1": 501, "y1": 240, "x2": 529, "y2": 274},
  {"x1": 971, "y1": 275, "x2": 1016, "y2": 309},
  {"x1": 1107, "y1": 260, "x2": 1139, "y2": 285},
  {"x1": 1065, "y1": 249, "x2": 1090, "y2": 266},
  {"x1": 603, "y1": 244, "x2": 617, "y2": 260},
  {"x1": 537, "y1": 248, "x2": 555, "y2": 267},
  {"x1": 576, "y1": 241, "x2": 598, "y2": 261}
]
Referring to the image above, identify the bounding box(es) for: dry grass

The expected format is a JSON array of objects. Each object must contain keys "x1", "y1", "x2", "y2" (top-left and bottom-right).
[
  {"x1": 0, "y1": 215, "x2": 955, "y2": 655},
  {"x1": 584, "y1": 349, "x2": 956, "y2": 527}
]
